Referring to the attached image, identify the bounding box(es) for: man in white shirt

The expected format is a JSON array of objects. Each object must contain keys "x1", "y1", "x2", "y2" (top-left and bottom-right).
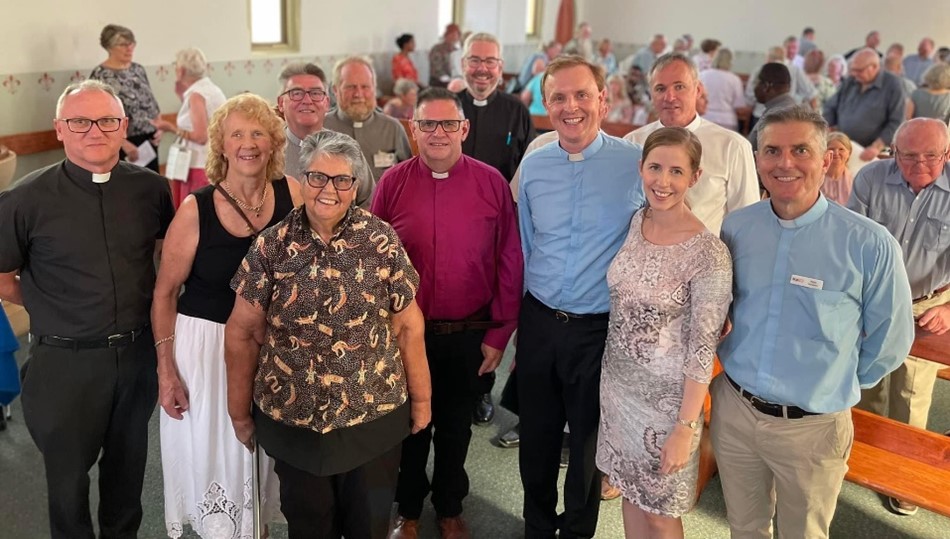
[{"x1": 625, "y1": 53, "x2": 759, "y2": 233}]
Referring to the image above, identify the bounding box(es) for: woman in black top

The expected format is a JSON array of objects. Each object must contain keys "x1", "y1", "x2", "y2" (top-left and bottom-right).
[{"x1": 150, "y1": 93, "x2": 302, "y2": 538}]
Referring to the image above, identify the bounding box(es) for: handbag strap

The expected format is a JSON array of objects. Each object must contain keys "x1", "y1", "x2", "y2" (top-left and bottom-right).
[{"x1": 214, "y1": 183, "x2": 260, "y2": 236}]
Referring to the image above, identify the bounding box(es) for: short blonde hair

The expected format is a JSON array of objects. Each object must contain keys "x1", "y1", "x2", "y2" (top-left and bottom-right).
[
  {"x1": 206, "y1": 94, "x2": 286, "y2": 184},
  {"x1": 923, "y1": 63, "x2": 950, "y2": 91},
  {"x1": 826, "y1": 132, "x2": 853, "y2": 155},
  {"x1": 175, "y1": 48, "x2": 208, "y2": 79}
]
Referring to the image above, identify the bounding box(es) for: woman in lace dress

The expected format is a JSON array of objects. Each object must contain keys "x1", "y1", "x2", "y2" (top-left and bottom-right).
[
  {"x1": 151, "y1": 94, "x2": 303, "y2": 538},
  {"x1": 597, "y1": 127, "x2": 732, "y2": 538}
]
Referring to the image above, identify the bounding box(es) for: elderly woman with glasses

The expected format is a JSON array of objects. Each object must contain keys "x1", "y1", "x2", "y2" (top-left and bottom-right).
[
  {"x1": 150, "y1": 48, "x2": 227, "y2": 208},
  {"x1": 90, "y1": 24, "x2": 162, "y2": 172},
  {"x1": 151, "y1": 93, "x2": 302, "y2": 538},
  {"x1": 226, "y1": 130, "x2": 431, "y2": 539}
]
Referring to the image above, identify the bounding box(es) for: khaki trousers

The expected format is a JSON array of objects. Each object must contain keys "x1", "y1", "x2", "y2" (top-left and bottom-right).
[
  {"x1": 709, "y1": 375, "x2": 853, "y2": 539},
  {"x1": 857, "y1": 289, "x2": 950, "y2": 429}
]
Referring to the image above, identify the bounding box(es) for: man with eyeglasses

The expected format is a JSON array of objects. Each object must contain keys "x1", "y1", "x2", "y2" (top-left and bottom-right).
[
  {"x1": 324, "y1": 56, "x2": 412, "y2": 191},
  {"x1": 456, "y1": 32, "x2": 535, "y2": 425},
  {"x1": 277, "y1": 61, "x2": 376, "y2": 207},
  {"x1": 372, "y1": 88, "x2": 522, "y2": 539},
  {"x1": 848, "y1": 117, "x2": 950, "y2": 516},
  {"x1": 824, "y1": 48, "x2": 905, "y2": 161},
  {"x1": 0, "y1": 80, "x2": 173, "y2": 538}
]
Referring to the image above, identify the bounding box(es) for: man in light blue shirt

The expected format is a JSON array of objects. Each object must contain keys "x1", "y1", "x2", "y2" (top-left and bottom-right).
[
  {"x1": 711, "y1": 106, "x2": 914, "y2": 539},
  {"x1": 903, "y1": 38, "x2": 935, "y2": 85},
  {"x1": 516, "y1": 56, "x2": 644, "y2": 539},
  {"x1": 848, "y1": 117, "x2": 950, "y2": 516}
]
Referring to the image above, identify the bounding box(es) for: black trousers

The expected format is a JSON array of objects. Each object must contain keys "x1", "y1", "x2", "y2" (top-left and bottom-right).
[
  {"x1": 516, "y1": 295, "x2": 606, "y2": 539},
  {"x1": 20, "y1": 335, "x2": 157, "y2": 539},
  {"x1": 395, "y1": 329, "x2": 484, "y2": 519},
  {"x1": 274, "y1": 442, "x2": 402, "y2": 539}
]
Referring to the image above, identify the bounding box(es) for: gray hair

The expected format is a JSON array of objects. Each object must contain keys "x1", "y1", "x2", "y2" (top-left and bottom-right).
[
  {"x1": 650, "y1": 52, "x2": 699, "y2": 85},
  {"x1": 99, "y1": 24, "x2": 134, "y2": 49},
  {"x1": 893, "y1": 118, "x2": 950, "y2": 150},
  {"x1": 393, "y1": 78, "x2": 419, "y2": 97},
  {"x1": 175, "y1": 47, "x2": 208, "y2": 79},
  {"x1": 464, "y1": 32, "x2": 503, "y2": 58},
  {"x1": 56, "y1": 79, "x2": 125, "y2": 117},
  {"x1": 922, "y1": 62, "x2": 950, "y2": 91},
  {"x1": 711, "y1": 48, "x2": 733, "y2": 71},
  {"x1": 332, "y1": 55, "x2": 377, "y2": 90},
  {"x1": 279, "y1": 61, "x2": 327, "y2": 89},
  {"x1": 756, "y1": 105, "x2": 828, "y2": 152},
  {"x1": 299, "y1": 130, "x2": 369, "y2": 184}
]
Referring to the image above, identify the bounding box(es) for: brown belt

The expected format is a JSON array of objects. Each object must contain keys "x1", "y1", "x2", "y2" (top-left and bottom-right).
[
  {"x1": 426, "y1": 305, "x2": 503, "y2": 335},
  {"x1": 913, "y1": 283, "x2": 950, "y2": 304}
]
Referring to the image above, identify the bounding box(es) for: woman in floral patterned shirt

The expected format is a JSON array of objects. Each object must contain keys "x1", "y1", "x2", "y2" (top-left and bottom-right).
[{"x1": 226, "y1": 130, "x2": 431, "y2": 539}]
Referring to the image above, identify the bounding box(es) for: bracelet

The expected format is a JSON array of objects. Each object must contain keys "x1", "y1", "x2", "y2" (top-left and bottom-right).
[{"x1": 154, "y1": 334, "x2": 175, "y2": 348}]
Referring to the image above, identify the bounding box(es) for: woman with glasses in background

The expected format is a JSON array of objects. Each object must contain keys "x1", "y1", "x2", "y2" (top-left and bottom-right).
[
  {"x1": 151, "y1": 48, "x2": 226, "y2": 208},
  {"x1": 226, "y1": 130, "x2": 431, "y2": 538},
  {"x1": 90, "y1": 24, "x2": 162, "y2": 172},
  {"x1": 151, "y1": 94, "x2": 302, "y2": 538}
]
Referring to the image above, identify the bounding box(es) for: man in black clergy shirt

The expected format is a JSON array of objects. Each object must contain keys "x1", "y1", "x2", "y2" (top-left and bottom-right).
[
  {"x1": 456, "y1": 31, "x2": 536, "y2": 425},
  {"x1": 0, "y1": 80, "x2": 173, "y2": 538}
]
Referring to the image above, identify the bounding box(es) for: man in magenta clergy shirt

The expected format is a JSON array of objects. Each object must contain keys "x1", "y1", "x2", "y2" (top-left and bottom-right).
[{"x1": 371, "y1": 87, "x2": 523, "y2": 539}]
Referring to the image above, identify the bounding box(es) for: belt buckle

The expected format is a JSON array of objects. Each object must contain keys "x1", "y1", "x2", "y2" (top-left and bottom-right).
[
  {"x1": 107, "y1": 333, "x2": 125, "y2": 347},
  {"x1": 554, "y1": 310, "x2": 570, "y2": 323}
]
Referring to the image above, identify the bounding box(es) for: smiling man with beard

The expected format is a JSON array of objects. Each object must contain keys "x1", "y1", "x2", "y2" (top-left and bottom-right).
[
  {"x1": 324, "y1": 56, "x2": 412, "y2": 188},
  {"x1": 516, "y1": 56, "x2": 644, "y2": 539}
]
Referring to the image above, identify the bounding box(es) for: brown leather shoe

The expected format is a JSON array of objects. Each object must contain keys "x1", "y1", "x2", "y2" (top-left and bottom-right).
[
  {"x1": 388, "y1": 515, "x2": 419, "y2": 539},
  {"x1": 437, "y1": 515, "x2": 471, "y2": 539},
  {"x1": 601, "y1": 475, "x2": 621, "y2": 501}
]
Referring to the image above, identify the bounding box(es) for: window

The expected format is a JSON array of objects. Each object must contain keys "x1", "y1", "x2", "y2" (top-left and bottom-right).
[
  {"x1": 249, "y1": 0, "x2": 299, "y2": 52},
  {"x1": 438, "y1": 0, "x2": 463, "y2": 31},
  {"x1": 526, "y1": 0, "x2": 542, "y2": 38}
]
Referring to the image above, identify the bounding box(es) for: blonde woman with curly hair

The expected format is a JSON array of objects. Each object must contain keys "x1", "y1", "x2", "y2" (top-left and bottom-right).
[{"x1": 151, "y1": 93, "x2": 302, "y2": 538}]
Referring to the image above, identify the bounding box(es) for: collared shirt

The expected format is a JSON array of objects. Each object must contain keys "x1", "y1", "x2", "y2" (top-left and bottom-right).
[
  {"x1": 626, "y1": 115, "x2": 759, "y2": 234},
  {"x1": 518, "y1": 52, "x2": 547, "y2": 88},
  {"x1": 823, "y1": 71, "x2": 906, "y2": 146},
  {"x1": 903, "y1": 55, "x2": 934, "y2": 85},
  {"x1": 323, "y1": 108, "x2": 412, "y2": 185},
  {"x1": 458, "y1": 89, "x2": 537, "y2": 182},
  {"x1": 231, "y1": 206, "x2": 420, "y2": 434},
  {"x1": 519, "y1": 132, "x2": 645, "y2": 314},
  {"x1": 0, "y1": 159, "x2": 173, "y2": 337},
  {"x1": 371, "y1": 155, "x2": 523, "y2": 350},
  {"x1": 718, "y1": 196, "x2": 915, "y2": 413},
  {"x1": 177, "y1": 77, "x2": 226, "y2": 168},
  {"x1": 847, "y1": 160, "x2": 950, "y2": 298},
  {"x1": 283, "y1": 126, "x2": 375, "y2": 208},
  {"x1": 629, "y1": 47, "x2": 657, "y2": 77}
]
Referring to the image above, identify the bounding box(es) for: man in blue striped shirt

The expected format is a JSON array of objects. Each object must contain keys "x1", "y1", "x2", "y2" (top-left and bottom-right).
[
  {"x1": 516, "y1": 56, "x2": 644, "y2": 539},
  {"x1": 711, "y1": 106, "x2": 914, "y2": 539}
]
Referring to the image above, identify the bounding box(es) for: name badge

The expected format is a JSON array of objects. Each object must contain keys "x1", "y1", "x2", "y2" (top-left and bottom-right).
[
  {"x1": 790, "y1": 274, "x2": 824, "y2": 290},
  {"x1": 374, "y1": 152, "x2": 396, "y2": 168}
]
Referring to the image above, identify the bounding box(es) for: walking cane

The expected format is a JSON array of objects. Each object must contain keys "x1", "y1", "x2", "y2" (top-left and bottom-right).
[{"x1": 252, "y1": 441, "x2": 262, "y2": 539}]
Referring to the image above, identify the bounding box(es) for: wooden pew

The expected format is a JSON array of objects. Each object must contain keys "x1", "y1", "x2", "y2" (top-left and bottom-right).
[
  {"x1": 398, "y1": 119, "x2": 418, "y2": 156},
  {"x1": 0, "y1": 113, "x2": 179, "y2": 158},
  {"x1": 848, "y1": 407, "x2": 950, "y2": 516}
]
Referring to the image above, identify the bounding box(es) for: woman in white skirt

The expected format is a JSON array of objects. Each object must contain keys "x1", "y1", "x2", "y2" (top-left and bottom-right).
[{"x1": 151, "y1": 94, "x2": 303, "y2": 538}]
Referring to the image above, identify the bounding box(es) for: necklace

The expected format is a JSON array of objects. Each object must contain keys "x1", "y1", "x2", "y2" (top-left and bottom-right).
[{"x1": 221, "y1": 181, "x2": 268, "y2": 217}]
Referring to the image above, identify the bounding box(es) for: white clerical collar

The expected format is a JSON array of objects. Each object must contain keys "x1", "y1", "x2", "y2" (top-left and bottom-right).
[
  {"x1": 92, "y1": 172, "x2": 111, "y2": 183},
  {"x1": 568, "y1": 153, "x2": 584, "y2": 162},
  {"x1": 472, "y1": 98, "x2": 488, "y2": 107},
  {"x1": 432, "y1": 171, "x2": 449, "y2": 179}
]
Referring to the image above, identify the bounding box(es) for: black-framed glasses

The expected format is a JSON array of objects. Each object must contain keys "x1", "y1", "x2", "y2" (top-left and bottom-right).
[
  {"x1": 465, "y1": 56, "x2": 502, "y2": 69},
  {"x1": 303, "y1": 171, "x2": 358, "y2": 191},
  {"x1": 414, "y1": 119, "x2": 463, "y2": 133},
  {"x1": 895, "y1": 150, "x2": 947, "y2": 164},
  {"x1": 280, "y1": 88, "x2": 328, "y2": 102},
  {"x1": 59, "y1": 117, "x2": 123, "y2": 133}
]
